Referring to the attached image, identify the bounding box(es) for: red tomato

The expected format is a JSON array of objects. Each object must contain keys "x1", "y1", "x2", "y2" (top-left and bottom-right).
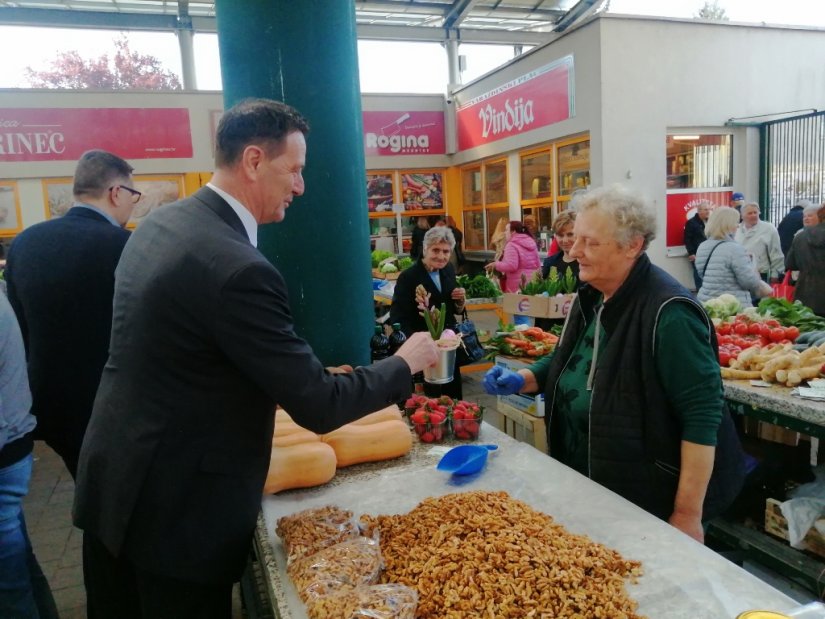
[
  {"x1": 734, "y1": 323, "x2": 749, "y2": 336},
  {"x1": 759, "y1": 323, "x2": 773, "y2": 338},
  {"x1": 748, "y1": 323, "x2": 763, "y2": 336},
  {"x1": 770, "y1": 328, "x2": 786, "y2": 343},
  {"x1": 784, "y1": 326, "x2": 800, "y2": 341},
  {"x1": 717, "y1": 322, "x2": 732, "y2": 335},
  {"x1": 765, "y1": 319, "x2": 781, "y2": 328},
  {"x1": 735, "y1": 314, "x2": 750, "y2": 323},
  {"x1": 718, "y1": 351, "x2": 732, "y2": 366}
]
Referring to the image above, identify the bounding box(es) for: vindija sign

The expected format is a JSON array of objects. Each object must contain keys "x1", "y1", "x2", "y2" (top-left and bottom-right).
[{"x1": 456, "y1": 55, "x2": 574, "y2": 151}]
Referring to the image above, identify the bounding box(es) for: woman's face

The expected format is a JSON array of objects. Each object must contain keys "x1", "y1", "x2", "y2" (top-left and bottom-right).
[
  {"x1": 569, "y1": 209, "x2": 640, "y2": 296},
  {"x1": 803, "y1": 211, "x2": 818, "y2": 227},
  {"x1": 742, "y1": 206, "x2": 760, "y2": 227},
  {"x1": 555, "y1": 223, "x2": 575, "y2": 255},
  {"x1": 422, "y1": 241, "x2": 452, "y2": 271}
]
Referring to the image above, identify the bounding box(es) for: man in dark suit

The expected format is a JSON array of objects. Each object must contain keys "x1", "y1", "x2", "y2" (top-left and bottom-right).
[
  {"x1": 683, "y1": 199, "x2": 711, "y2": 291},
  {"x1": 778, "y1": 199, "x2": 810, "y2": 255},
  {"x1": 5, "y1": 150, "x2": 138, "y2": 478},
  {"x1": 73, "y1": 99, "x2": 438, "y2": 619},
  {"x1": 389, "y1": 226, "x2": 466, "y2": 399}
]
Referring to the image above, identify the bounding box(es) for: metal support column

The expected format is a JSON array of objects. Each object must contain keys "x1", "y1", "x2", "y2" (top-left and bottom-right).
[
  {"x1": 176, "y1": 1, "x2": 197, "y2": 90},
  {"x1": 214, "y1": 0, "x2": 373, "y2": 366},
  {"x1": 446, "y1": 33, "x2": 461, "y2": 94}
]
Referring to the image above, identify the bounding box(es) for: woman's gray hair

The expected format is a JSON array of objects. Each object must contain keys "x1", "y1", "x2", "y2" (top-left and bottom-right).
[
  {"x1": 575, "y1": 184, "x2": 656, "y2": 250},
  {"x1": 802, "y1": 201, "x2": 819, "y2": 216},
  {"x1": 423, "y1": 225, "x2": 455, "y2": 250},
  {"x1": 704, "y1": 206, "x2": 740, "y2": 240}
]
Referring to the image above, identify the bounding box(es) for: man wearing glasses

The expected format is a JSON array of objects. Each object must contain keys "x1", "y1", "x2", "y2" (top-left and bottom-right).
[{"x1": 5, "y1": 149, "x2": 137, "y2": 479}]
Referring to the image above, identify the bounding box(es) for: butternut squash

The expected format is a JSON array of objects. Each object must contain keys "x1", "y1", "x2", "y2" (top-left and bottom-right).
[
  {"x1": 321, "y1": 419, "x2": 412, "y2": 468},
  {"x1": 349, "y1": 405, "x2": 403, "y2": 426},
  {"x1": 264, "y1": 442, "x2": 337, "y2": 494},
  {"x1": 275, "y1": 408, "x2": 293, "y2": 424},
  {"x1": 272, "y1": 428, "x2": 320, "y2": 447},
  {"x1": 273, "y1": 420, "x2": 304, "y2": 437}
]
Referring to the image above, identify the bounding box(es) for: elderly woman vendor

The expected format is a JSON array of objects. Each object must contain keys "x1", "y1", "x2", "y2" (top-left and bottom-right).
[
  {"x1": 390, "y1": 226, "x2": 466, "y2": 398},
  {"x1": 484, "y1": 185, "x2": 744, "y2": 541}
]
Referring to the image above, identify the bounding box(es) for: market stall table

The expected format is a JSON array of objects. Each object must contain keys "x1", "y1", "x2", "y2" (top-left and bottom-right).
[
  {"x1": 708, "y1": 379, "x2": 825, "y2": 594},
  {"x1": 257, "y1": 423, "x2": 795, "y2": 619}
]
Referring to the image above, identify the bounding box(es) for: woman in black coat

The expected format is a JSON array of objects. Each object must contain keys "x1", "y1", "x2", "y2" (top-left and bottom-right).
[{"x1": 390, "y1": 226, "x2": 466, "y2": 398}]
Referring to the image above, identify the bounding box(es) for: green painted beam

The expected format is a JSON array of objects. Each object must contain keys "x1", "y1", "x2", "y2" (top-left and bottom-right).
[{"x1": 215, "y1": 0, "x2": 373, "y2": 367}]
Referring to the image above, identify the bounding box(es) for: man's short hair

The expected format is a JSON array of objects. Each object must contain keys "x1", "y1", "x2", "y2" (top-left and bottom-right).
[
  {"x1": 73, "y1": 150, "x2": 134, "y2": 200},
  {"x1": 215, "y1": 98, "x2": 310, "y2": 168}
]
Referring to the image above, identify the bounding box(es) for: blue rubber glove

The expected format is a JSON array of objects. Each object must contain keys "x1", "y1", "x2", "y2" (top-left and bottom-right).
[{"x1": 482, "y1": 366, "x2": 525, "y2": 395}]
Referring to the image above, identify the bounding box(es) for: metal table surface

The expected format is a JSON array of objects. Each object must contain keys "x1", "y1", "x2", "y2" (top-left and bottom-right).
[{"x1": 256, "y1": 423, "x2": 795, "y2": 619}]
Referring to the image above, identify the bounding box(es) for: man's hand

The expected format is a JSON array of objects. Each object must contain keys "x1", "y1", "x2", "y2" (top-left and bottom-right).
[
  {"x1": 482, "y1": 366, "x2": 525, "y2": 395},
  {"x1": 325, "y1": 364, "x2": 353, "y2": 374},
  {"x1": 688, "y1": 254, "x2": 696, "y2": 263},
  {"x1": 394, "y1": 332, "x2": 439, "y2": 374},
  {"x1": 668, "y1": 510, "x2": 704, "y2": 543}
]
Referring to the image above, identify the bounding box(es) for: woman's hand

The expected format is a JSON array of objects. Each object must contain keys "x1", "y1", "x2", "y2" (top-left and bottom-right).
[
  {"x1": 484, "y1": 263, "x2": 496, "y2": 273},
  {"x1": 451, "y1": 287, "x2": 466, "y2": 307}
]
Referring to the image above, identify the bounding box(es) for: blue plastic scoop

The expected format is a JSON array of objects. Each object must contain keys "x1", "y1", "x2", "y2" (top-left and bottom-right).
[{"x1": 437, "y1": 444, "x2": 498, "y2": 475}]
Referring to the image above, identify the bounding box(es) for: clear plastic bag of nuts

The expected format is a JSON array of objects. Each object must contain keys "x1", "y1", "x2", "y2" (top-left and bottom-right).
[
  {"x1": 306, "y1": 583, "x2": 418, "y2": 619},
  {"x1": 287, "y1": 536, "x2": 383, "y2": 604},
  {"x1": 275, "y1": 505, "x2": 359, "y2": 565}
]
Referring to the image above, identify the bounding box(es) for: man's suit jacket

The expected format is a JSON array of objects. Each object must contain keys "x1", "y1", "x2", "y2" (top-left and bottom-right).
[
  {"x1": 5, "y1": 207, "x2": 130, "y2": 476},
  {"x1": 388, "y1": 259, "x2": 460, "y2": 338},
  {"x1": 73, "y1": 187, "x2": 410, "y2": 584}
]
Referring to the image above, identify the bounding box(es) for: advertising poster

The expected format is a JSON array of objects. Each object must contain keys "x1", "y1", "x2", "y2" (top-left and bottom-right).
[
  {"x1": 456, "y1": 55, "x2": 574, "y2": 151},
  {"x1": 665, "y1": 190, "x2": 732, "y2": 252},
  {"x1": 362, "y1": 111, "x2": 446, "y2": 156},
  {"x1": 0, "y1": 181, "x2": 21, "y2": 236},
  {"x1": 0, "y1": 108, "x2": 193, "y2": 162}
]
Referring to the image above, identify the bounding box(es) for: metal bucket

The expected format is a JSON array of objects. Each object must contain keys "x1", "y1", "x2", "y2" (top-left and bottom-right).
[{"x1": 424, "y1": 343, "x2": 458, "y2": 384}]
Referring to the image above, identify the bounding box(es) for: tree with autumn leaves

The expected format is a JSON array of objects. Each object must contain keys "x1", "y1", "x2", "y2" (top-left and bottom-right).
[{"x1": 25, "y1": 35, "x2": 182, "y2": 90}]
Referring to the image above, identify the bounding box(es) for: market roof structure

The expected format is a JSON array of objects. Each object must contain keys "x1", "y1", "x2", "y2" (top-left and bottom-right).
[{"x1": 0, "y1": 0, "x2": 605, "y2": 45}]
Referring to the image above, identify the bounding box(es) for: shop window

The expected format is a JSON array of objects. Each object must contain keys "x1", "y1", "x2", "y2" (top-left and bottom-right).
[
  {"x1": 484, "y1": 159, "x2": 508, "y2": 205},
  {"x1": 666, "y1": 134, "x2": 732, "y2": 189},
  {"x1": 520, "y1": 150, "x2": 552, "y2": 203},
  {"x1": 400, "y1": 171, "x2": 443, "y2": 210},
  {"x1": 557, "y1": 139, "x2": 590, "y2": 198},
  {"x1": 463, "y1": 210, "x2": 485, "y2": 250},
  {"x1": 462, "y1": 167, "x2": 482, "y2": 207},
  {"x1": 485, "y1": 207, "x2": 509, "y2": 252},
  {"x1": 366, "y1": 172, "x2": 395, "y2": 214}
]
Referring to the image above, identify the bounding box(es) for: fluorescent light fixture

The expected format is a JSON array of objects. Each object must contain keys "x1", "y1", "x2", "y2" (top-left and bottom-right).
[{"x1": 672, "y1": 135, "x2": 700, "y2": 140}]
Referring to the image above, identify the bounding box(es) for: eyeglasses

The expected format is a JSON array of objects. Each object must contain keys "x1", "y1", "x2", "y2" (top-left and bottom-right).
[{"x1": 110, "y1": 185, "x2": 142, "y2": 204}]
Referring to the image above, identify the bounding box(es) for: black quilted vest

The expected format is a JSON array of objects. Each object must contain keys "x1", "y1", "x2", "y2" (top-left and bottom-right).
[{"x1": 543, "y1": 254, "x2": 745, "y2": 520}]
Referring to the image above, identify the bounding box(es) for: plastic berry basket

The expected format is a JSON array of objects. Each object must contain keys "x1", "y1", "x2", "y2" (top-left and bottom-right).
[{"x1": 412, "y1": 418, "x2": 448, "y2": 444}]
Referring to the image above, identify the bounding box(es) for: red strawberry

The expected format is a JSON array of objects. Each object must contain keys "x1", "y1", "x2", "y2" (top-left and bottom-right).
[
  {"x1": 465, "y1": 420, "x2": 479, "y2": 436},
  {"x1": 404, "y1": 397, "x2": 416, "y2": 408},
  {"x1": 420, "y1": 431, "x2": 435, "y2": 443},
  {"x1": 429, "y1": 412, "x2": 445, "y2": 425},
  {"x1": 432, "y1": 425, "x2": 443, "y2": 441},
  {"x1": 410, "y1": 409, "x2": 427, "y2": 425},
  {"x1": 455, "y1": 429, "x2": 470, "y2": 440},
  {"x1": 438, "y1": 395, "x2": 454, "y2": 406}
]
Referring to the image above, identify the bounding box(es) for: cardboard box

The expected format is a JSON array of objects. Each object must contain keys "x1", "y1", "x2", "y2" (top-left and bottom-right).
[
  {"x1": 765, "y1": 498, "x2": 825, "y2": 559},
  {"x1": 372, "y1": 268, "x2": 400, "y2": 281},
  {"x1": 494, "y1": 356, "x2": 545, "y2": 417},
  {"x1": 502, "y1": 293, "x2": 576, "y2": 319}
]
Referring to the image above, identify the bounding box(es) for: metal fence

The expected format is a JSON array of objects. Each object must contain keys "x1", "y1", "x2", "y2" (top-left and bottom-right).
[{"x1": 760, "y1": 110, "x2": 825, "y2": 226}]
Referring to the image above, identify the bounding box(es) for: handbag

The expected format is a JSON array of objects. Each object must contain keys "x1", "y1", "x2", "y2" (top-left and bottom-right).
[
  {"x1": 456, "y1": 311, "x2": 485, "y2": 366},
  {"x1": 771, "y1": 271, "x2": 795, "y2": 301}
]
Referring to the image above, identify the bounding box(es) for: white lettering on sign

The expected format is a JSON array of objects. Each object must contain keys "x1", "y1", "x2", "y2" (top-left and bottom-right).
[
  {"x1": 365, "y1": 132, "x2": 430, "y2": 154},
  {"x1": 478, "y1": 97, "x2": 534, "y2": 138},
  {"x1": 0, "y1": 119, "x2": 21, "y2": 128},
  {"x1": 0, "y1": 132, "x2": 66, "y2": 156}
]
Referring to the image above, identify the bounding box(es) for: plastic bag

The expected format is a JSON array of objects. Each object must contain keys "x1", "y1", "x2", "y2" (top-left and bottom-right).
[
  {"x1": 771, "y1": 271, "x2": 795, "y2": 301},
  {"x1": 306, "y1": 583, "x2": 418, "y2": 619},
  {"x1": 276, "y1": 505, "x2": 359, "y2": 564},
  {"x1": 288, "y1": 536, "x2": 383, "y2": 603}
]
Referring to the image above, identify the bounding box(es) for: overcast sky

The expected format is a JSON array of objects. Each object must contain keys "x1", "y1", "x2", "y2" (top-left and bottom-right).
[{"x1": 0, "y1": 0, "x2": 822, "y2": 93}]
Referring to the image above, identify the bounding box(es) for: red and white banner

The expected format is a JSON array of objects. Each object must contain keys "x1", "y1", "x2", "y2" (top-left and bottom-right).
[
  {"x1": 666, "y1": 190, "x2": 732, "y2": 248},
  {"x1": 456, "y1": 55, "x2": 573, "y2": 151},
  {"x1": 0, "y1": 108, "x2": 193, "y2": 162},
  {"x1": 362, "y1": 111, "x2": 446, "y2": 156}
]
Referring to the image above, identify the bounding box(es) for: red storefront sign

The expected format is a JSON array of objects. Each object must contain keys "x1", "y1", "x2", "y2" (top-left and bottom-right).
[
  {"x1": 362, "y1": 111, "x2": 446, "y2": 156},
  {"x1": 666, "y1": 190, "x2": 732, "y2": 248},
  {"x1": 0, "y1": 108, "x2": 193, "y2": 162},
  {"x1": 456, "y1": 55, "x2": 573, "y2": 151}
]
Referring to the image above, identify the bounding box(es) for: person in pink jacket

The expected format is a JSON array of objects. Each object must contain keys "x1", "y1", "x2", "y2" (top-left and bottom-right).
[{"x1": 485, "y1": 220, "x2": 541, "y2": 327}]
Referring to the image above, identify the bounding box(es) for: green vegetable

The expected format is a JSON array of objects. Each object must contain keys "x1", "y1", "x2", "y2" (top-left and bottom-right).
[
  {"x1": 371, "y1": 249, "x2": 395, "y2": 268},
  {"x1": 702, "y1": 294, "x2": 742, "y2": 320},
  {"x1": 456, "y1": 274, "x2": 501, "y2": 300},
  {"x1": 756, "y1": 298, "x2": 825, "y2": 332},
  {"x1": 517, "y1": 267, "x2": 577, "y2": 296},
  {"x1": 380, "y1": 263, "x2": 398, "y2": 273},
  {"x1": 398, "y1": 257, "x2": 414, "y2": 271}
]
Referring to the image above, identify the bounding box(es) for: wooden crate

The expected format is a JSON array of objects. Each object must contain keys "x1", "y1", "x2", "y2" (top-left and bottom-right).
[
  {"x1": 764, "y1": 498, "x2": 825, "y2": 559},
  {"x1": 372, "y1": 268, "x2": 400, "y2": 280}
]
